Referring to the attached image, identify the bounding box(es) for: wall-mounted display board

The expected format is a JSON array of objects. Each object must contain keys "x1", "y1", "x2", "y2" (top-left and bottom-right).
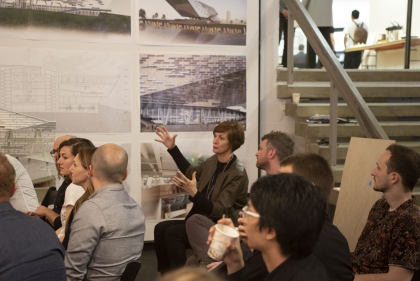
[
  {"x1": 0, "y1": 0, "x2": 259, "y2": 241},
  {"x1": 140, "y1": 54, "x2": 246, "y2": 132},
  {"x1": 0, "y1": 0, "x2": 131, "y2": 43},
  {"x1": 138, "y1": 0, "x2": 247, "y2": 46}
]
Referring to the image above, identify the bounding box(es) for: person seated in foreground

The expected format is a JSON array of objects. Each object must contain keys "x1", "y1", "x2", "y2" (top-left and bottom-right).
[
  {"x1": 6, "y1": 154, "x2": 39, "y2": 212},
  {"x1": 0, "y1": 153, "x2": 66, "y2": 281},
  {"x1": 352, "y1": 144, "x2": 420, "y2": 281},
  {"x1": 209, "y1": 174, "x2": 329, "y2": 281},
  {"x1": 160, "y1": 267, "x2": 223, "y2": 281},
  {"x1": 207, "y1": 153, "x2": 354, "y2": 281},
  {"x1": 65, "y1": 144, "x2": 145, "y2": 280},
  {"x1": 279, "y1": 153, "x2": 353, "y2": 281},
  {"x1": 185, "y1": 130, "x2": 294, "y2": 267}
]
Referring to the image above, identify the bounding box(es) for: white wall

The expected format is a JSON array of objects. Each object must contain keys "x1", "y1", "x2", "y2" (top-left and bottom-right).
[{"x1": 369, "y1": 0, "x2": 420, "y2": 39}]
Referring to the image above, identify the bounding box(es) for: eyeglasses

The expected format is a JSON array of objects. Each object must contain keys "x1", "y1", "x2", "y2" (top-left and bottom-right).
[
  {"x1": 50, "y1": 149, "x2": 58, "y2": 157},
  {"x1": 242, "y1": 206, "x2": 260, "y2": 218}
]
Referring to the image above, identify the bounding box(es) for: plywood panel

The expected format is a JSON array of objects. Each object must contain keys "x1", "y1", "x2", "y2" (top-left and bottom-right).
[{"x1": 333, "y1": 137, "x2": 395, "y2": 251}]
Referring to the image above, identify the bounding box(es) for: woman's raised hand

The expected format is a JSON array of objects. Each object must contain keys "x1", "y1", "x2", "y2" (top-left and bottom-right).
[{"x1": 154, "y1": 126, "x2": 178, "y2": 149}]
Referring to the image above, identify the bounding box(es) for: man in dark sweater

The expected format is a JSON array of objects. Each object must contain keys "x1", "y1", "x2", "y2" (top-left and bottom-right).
[
  {"x1": 0, "y1": 153, "x2": 66, "y2": 281},
  {"x1": 209, "y1": 174, "x2": 329, "y2": 281}
]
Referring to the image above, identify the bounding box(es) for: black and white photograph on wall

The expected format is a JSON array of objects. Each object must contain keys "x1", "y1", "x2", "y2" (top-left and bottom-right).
[
  {"x1": 138, "y1": 0, "x2": 247, "y2": 46},
  {"x1": 0, "y1": 47, "x2": 132, "y2": 133},
  {"x1": 0, "y1": 0, "x2": 131, "y2": 43},
  {"x1": 140, "y1": 140, "x2": 248, "y2": 221},
  {"x1": 140, "y1": 54, "x2": 246, "y2": 132}
]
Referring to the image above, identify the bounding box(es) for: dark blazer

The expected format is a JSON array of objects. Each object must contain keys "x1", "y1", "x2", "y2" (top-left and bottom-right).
[
  {"x1": 0, "y1": 202, "x2": 66, "y2": 281},
  {"x1": 185, "y1": 153, "x2": 248, "y2": 223}
]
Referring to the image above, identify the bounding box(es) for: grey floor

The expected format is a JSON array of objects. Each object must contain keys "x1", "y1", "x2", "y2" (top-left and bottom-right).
[
  {"x1": 137, "y1": 242, "x2": 159, "y2": 281},
  {"x1": 136, "y1": 243, "x2": 194, "y2": 281}
]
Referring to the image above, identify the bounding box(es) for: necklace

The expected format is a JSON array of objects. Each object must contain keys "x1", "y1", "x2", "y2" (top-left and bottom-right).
[{"x1": 206, "y1": 154, "x2": 234, "y2": 199}]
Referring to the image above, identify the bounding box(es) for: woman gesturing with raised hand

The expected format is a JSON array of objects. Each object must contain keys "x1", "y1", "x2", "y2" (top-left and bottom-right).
[
  {"x1": 154, "y1": 126, "x2": 178, "y2": 150},
  {"x1": 153, "y1": 122, "x2": 249, "y2": 274}
]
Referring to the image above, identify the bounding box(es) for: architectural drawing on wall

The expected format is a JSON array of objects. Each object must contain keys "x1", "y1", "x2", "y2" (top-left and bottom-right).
[
  {"x1": 0, "y1": 48, "x2": 132, "y2": 133},
  {"x1": 0, "y1": 65, "x2": 119, "y2": 113},
  {"x1": 0, "y1": 107, "x2": 57, "y2": 186},
  {"x1": 139, "y1": 54, "x2": 246, "y2": 132},
  {"x1": 140, "y1": 142, "x2": 210, "y2": 221},
  {"x1": 140, "y1": 139, "x2": 249, "y2": 221},
  {"x1": 139, "y1": 0, "x2": 247, "y2": 45},
  {"x1": 0, "y1": 0, "x2": 131, "y2": 43}
]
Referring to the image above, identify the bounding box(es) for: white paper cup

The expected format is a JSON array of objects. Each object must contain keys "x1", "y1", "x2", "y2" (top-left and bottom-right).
[
  {"x1": 207, "y1": 224, "x2": 239, "y2": 261},
  {"x1": 292, "y1": 93, "x2": 300, "y2": 104}
]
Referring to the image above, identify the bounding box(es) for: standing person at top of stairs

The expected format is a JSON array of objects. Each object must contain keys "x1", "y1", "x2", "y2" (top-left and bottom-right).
[{"x1": 302, "y1": 0, "x2": 334, "y2": 68}]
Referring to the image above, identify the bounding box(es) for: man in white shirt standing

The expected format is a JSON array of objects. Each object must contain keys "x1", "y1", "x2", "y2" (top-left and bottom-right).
[{"x1": 344, "y1": 10, "x2": 368, "y2": 69}]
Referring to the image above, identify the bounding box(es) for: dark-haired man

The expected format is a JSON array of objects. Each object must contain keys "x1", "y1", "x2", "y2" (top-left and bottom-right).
[
  {"x1": 65, "y1": 144, "x2": 145, "y2": 280},
  {"x1": 210, "y1": 174, "x2": 329, "y2": 281},
  {"x1": 344, "y1": 10, "x2": 368, "y2": 69},
  {"x1": 279, "y1": 153, "x2": 353, "y2": 281},
  {"x1": 224, "y1": 153, "x2": 353, "y2": 281},
  {"x1": 255, "y1": 130, "x2": 294, "y2": 175},
  {"x1": 0, "y1": 153, "x2": 66, "y2": 281},
  {"x1": 352, "y1": 144, "x2": 420, "y2": 281}
]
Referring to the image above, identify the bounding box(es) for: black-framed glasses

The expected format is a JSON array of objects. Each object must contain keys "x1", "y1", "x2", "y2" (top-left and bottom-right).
[{"x1": 50, "y1": 149, "x2": 58, "y2": 157}]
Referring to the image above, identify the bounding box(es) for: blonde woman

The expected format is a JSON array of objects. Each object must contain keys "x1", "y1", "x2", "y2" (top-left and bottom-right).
[{"x1": 63, "y1": 147, "x2": 97, "y2": 249}]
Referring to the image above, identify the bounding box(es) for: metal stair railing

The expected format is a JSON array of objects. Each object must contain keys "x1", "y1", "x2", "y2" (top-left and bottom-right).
[{"x1": 284, "y1": 0, "x2": 389, "y2": 166}]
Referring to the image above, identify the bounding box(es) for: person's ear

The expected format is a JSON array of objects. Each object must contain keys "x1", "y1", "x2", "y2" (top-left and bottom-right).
[
  {"x1": 268, "y1": 149, "x2": 276, "y2": 159},
  {"x1": 122, "y1": 170, "x2": 128, "y2": 181},
  {"x1": 88, "y1": 165, "x2": 93, "y2": 178},
  {"x1": 10, "y1": 183, "x2": 18, "y2": 198},
  {"x1": 389, "y1": 172, "x2": 399, "y2": 185},
  {"x1": 265, "y1": 228, "x2": 277, "y2": 242}
]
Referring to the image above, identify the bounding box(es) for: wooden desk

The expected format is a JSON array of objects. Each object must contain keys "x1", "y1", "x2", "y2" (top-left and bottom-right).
[
  {"x1": 345, "y1": 39, "x2": 420, "y2": 69},
  {"x1": 345, "y1": 38, "x2": 420, "y2": 52}
]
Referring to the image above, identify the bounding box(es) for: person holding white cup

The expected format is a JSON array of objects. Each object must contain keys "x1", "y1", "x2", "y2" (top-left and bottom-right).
[{"x1": 207, "y1": 174, "x2": 329, "y2": 280}]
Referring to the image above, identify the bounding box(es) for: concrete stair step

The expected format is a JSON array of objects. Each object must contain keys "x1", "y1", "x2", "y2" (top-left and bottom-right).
[
  {"x1": 285, "y1": 103, "x2": 420, "y2": 118},
  {"x1": 277, "y1": 82, "x2": 420, "y2": 99},
  {"x1": 295, "y1": 121, "x2": 420, "y2": 138},
  {"x1": 315, "y1": 141, "x2": 420, "y2": 160},
  {"x1": 277, "y1": 68, "x2": 420, "y2": 82}
]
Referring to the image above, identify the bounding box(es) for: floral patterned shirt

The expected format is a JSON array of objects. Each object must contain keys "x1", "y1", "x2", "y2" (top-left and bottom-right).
[{"x1": 351, "y1": 197, "x2": 420, "y2": 274}]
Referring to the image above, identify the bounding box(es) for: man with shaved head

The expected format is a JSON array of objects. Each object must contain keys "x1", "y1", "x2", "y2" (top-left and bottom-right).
[
  {"x1": 65, "y1": 144, "x2": 145, "y2": 280},
  {"x1": 32, "y1": 135, "x2": 76, "y2": 229}
]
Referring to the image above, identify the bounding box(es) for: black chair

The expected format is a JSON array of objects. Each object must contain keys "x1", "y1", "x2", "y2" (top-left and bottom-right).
[
  {"x1": 41, "y1": 186, "x2": 57, "y2": 207},
  {"x1": 120, "y1": 260, "x2": 141, "y2": 281}
]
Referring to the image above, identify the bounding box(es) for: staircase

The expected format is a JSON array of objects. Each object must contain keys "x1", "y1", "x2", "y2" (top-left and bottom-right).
[{"x1": 277, "y1": 68, "x2": 420, "y2": 205}]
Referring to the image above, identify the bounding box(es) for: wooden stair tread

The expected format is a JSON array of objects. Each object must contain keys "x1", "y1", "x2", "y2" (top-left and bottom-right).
[{"x1": 296, "y1": 121, "x2": 420, "y2": 138}]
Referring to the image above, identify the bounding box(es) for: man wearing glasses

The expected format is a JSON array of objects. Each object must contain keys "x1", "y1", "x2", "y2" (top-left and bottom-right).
[
  {"x1": 29, "y1": 135, "x2": 75, "y2": 230},
  {"x1": 209, "y1": 174, "x2": 329, "y2": 281}
]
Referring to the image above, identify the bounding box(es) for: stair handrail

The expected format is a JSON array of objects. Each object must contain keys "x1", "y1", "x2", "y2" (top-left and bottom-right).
[
  {"x1": 404, "y1": 0, "x2": 413, "y2": 69},
  {"x1": 284, "y1": 0, "x2": 389, "y2": 165}
]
